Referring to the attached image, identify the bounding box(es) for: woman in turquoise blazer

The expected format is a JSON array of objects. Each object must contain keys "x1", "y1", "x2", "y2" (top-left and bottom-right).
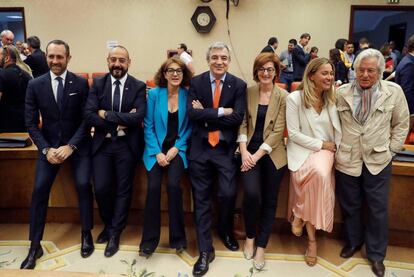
[{"x1": 140, "y1": 57, "x2": 192, "y2": 257}]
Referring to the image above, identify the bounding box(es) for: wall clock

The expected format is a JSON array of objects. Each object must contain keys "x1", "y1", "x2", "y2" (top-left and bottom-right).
[{"x1": 191, "y1": 6, "x2": 216, "y2": 33}]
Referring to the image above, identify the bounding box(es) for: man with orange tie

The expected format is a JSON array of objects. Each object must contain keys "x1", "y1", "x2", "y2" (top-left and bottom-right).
[{"x1": 187, "y1": 42, "x2": 247, "y2": 277}]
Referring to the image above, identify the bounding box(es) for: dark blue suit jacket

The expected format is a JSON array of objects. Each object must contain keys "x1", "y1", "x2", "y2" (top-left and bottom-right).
[
  {"x1": 84, "y1": 73, "x2": 146, "y2": 157},
  {"x1": 24, "y1": 49, "x2": 49, "y2": 78},
  {"x1": 395, "y1": 54, "x2": 414, "y2": 114},
  {"x1": 187, "y1": 71, "x2": 246, "y2": 160},
  {"x1": 25, "y1": 71, "x2": 91, "y2": 159},
  {"x1": 292, "y1": 45, "x2": 310, "y2": 81}
]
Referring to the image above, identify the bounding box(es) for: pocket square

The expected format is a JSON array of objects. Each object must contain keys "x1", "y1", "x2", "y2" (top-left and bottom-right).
[{"x1": 69, "y1": 92, "x2": 79, "y2": 96}]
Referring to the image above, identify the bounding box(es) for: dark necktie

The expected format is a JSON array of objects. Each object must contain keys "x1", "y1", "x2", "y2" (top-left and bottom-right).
[
  {"x1": 113, "y1": 80, "x2": 121, "y2": 112},
  {"x1": 56, "y1": 76, "x2": 64, "y2": 110}
]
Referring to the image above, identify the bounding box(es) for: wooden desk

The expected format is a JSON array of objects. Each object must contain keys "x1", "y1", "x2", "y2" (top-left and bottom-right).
[{"x1": 1, "y1": 133, "x2": 413, "y2": 246}]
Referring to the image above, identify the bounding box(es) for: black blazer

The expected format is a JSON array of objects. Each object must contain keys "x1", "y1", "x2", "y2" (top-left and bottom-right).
[
  {"x1": 260, "y1": 45, "x2": 275, "y2": 53},
  {"x1": 187, "y1": 71, "x2": 247, "y2": 160},
  {"x1": 24, "y1": 49, "x2": 49, "y2": 78},
  {"x1": 395, "y1": 54, "x2": 414, "y2": 114},
  {"x1": 292, "y1": 45, "x2": 310, "y2": 81},
  {"x1": 25, "y1": 71, "x2": 91, "y2": 159},
  {"x1": 84, "y1": 73, "x2": 146, "y2": 157}
]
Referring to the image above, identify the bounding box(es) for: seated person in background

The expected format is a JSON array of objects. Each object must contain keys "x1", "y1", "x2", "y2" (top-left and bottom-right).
[
  {"x1": 286, "y1": 58, "x2": 341, "y2": 267},
  {"x1": 238, "y1": 52, "x2": 287, "y2": 270},
  {"x1": 0, "y1": 45, "x2": 32, "y2": 132},
  {"x1": 139, "y1": 57, "x2": 192, "y2": 257}
]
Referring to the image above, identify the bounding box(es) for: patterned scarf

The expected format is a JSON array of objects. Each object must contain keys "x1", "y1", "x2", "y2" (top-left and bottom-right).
[{"x1": 354, "y1": 82, "x2": 379, "y2": 125}]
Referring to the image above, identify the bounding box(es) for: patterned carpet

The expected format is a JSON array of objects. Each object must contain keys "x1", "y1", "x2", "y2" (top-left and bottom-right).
[{"x1": 1, "y1": 241, "x2": 414, "y2": 276}]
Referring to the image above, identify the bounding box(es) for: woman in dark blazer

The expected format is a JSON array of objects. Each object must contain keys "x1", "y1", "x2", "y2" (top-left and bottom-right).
[
  {"x1": 139, "y1": 57, "x2": 192, "y2": 257},
  {"x1": 237, "y1": 53, "x2": 288, "y2": 270}
]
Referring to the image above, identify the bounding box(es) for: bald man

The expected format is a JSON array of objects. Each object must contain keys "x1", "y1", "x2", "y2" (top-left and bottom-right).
[
  {"x1": 0, "y1": 30, "x2": 14, "y2": 46},
  {"x1": 84, "y1": 46, "x2": 146, "y2": 257}
]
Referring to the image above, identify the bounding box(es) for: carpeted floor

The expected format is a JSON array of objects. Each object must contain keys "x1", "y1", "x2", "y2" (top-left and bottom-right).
[{"x1": 1, "y1": 224, "x2": 413, "y2": 277}]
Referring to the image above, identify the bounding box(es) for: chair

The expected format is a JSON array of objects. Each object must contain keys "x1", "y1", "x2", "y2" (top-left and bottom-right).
[
  {"x1": 290, "y1": 81, "x2": 301, "y2": 92},
  {"x1": 75, "y1": 72, "x2": 89, "y2": 79},
  {"x1": 91, "y1": 72, "x2": 106, "y2": 79},
  {"x1": 146, "y1": 79, "x2": 156, "y2": 89}
]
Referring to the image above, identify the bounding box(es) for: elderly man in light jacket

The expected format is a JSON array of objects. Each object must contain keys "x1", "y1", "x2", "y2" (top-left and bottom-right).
[{"x1": 335, "y1": 49, "x2": 410, "y2": 277}]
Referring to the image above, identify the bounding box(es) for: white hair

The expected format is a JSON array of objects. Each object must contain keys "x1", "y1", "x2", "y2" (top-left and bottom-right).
[
  {"x1": 206, "y1": 41, "x2": 231, "y2": 61},
  {"x1": 0, "y1": 29, "x2": 13, "y2": 38},
  {"x1": 353, "y1": 48, "x2": 385, "y2": 76}
]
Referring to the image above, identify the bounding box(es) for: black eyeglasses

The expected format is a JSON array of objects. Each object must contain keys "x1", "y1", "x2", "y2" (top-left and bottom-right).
[
  {"x1": 258, "y1": 67, "x2": 275, "y2": 74},
  {"x1": 165, "y1": 68, "x2": 183, "y2": 75}
]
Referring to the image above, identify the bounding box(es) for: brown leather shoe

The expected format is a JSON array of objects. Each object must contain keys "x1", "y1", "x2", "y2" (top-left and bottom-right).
[{"x1": 371, "y1": 260, "x2": 385, "y2": 277}]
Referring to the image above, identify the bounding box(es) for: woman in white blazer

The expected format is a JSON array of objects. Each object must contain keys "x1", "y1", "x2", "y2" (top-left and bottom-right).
[{"x1": 286, "y1": 58, "x2": 341, "y2": 266}]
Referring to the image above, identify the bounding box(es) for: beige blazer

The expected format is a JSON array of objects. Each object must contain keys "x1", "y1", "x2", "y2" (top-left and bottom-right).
[
  {"x1": 237, "y1": 84, "x2": 288, "y2": 169},
  {"x1": 286, "y1": 90, "x2": 342, "y2": 171},
  {"x1": 335, "y1": 80, "x2": 410, "y2": 177}
]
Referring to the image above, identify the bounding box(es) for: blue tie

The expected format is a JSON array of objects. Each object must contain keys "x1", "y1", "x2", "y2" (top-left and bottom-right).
[
  {"x1": 56, "y1": 76, "x2": 64, "y2": 110},
  {"x1": 113, "y1": 80, "x2": 121, "y2": 112}
]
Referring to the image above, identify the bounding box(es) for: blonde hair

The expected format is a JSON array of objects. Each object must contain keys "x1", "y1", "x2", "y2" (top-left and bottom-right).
[
  {"x1": 11, "y1": 46, "x2": 33, "y2": 77},
  {"x1": 298, "y1": 58, "x2": 336, "y2": 108}
]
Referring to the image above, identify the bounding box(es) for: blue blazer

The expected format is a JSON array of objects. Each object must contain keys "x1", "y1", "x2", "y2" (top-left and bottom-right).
[{"x1": 143, "y1": 86, "x2": 192, "y2": 170}]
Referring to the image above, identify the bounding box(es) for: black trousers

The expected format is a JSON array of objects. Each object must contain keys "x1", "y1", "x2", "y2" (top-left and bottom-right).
[
  {"x1": 189, "y1": 142, "x2": 237, "y2": 252},
  {"x1": 140, "y1": 155, "x2": 186, "y2": 250},
  {"x1": 241, "y1": 155, "x2": 286, "y2": 248},
  {"x1": 93, "y1": 138, "x2": 137, "y2": 236},
  {"x1": 336, "y1": 162, "x2": 391, "y2": 262},
  {"x1": 29, "y1": 154, "x2": 93, "y2": 244}
]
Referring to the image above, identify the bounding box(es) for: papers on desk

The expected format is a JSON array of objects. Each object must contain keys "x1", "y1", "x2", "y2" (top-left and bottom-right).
[
  {"x1": 393, "y1": 150, "x2": 414, "y2": 163},
  {"x1": 0, "y1": 136, "x2": 32, "y2": 148}
]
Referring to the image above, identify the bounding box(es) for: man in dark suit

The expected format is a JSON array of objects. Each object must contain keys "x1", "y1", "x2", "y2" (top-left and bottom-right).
[
  {"x1": 292, "y1": 33, "x2": 311, "y2": 81},
  {"x1": 395, "y1": 34, "x2": 414, "y2": 129},
  {"x1": 24, "y1": 36, "x2": 49, "y2": 78},
  {"x1": 0, "y1": 45, "x2": 32, "y2": 132},
  {"x1": 260, "y1": 37, "x2": 278, "y2": 54},
  {"x1": 188, "y1": 42, "x2": 247, "y2": 277},
  {"x1": 84, "y1": 45, "x2": 146, "y2": 257},
  {"x1": 21, "y1": 40, "x2": 94, "y2": 269}
]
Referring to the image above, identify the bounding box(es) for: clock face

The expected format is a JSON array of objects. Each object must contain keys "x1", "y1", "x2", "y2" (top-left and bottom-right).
[{"x1": 197, "y1": 13, "x2": 211, "y2": 27}]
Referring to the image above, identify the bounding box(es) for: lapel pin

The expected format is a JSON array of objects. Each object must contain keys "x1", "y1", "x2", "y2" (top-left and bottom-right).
[
  {"x1": 228, "y1": 84, "x2": 231, "y2": 88},
  {"x1": 125, "y1": 87, "x2": 129, "y2": 90},
  {"x1": 69, "y1": 81, "x2": 73, "y2": 84}
]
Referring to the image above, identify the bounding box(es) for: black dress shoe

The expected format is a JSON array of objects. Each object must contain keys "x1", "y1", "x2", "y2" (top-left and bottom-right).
[
  {"x1": 219, "y1": 234, "x2": 239, "y2": 251},
  {"x1": 192, "y1": 251, "x2": 215, "y2": 277},
  {"x1": 20, "y1": 245, "x2": 43, "y2": 269},
  {"x1": 371, "y1": 260, "x2": 385, "y2": 277},
  {"x1": 340, "y1": 244, "x2": 362, "y2": 258},
  {"x1": 104, "y1": 235, "x2": 120, "y2": 257},
  {"x1": 138, "y1": 247, "x2": 154, "y2": 259},
  {"x1": 96, "y1": 228, "x2": 109, "y2": 244},
  {"x1": 81, "y1": 231, "x2": 94, "y2": 258}
]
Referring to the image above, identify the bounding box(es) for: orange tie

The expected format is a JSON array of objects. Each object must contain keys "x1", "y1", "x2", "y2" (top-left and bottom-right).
[{"x1": 208, "y1": 79, "x2": 221, "y2": 147}]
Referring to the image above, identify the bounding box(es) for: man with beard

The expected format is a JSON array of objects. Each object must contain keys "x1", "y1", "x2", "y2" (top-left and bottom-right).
[
  {"x1": 22, "y1": 40, "x2": 94, "y2": 269},
  {"x1": 85, "y1": 46, "x2": 146, "y2": 257},
  {"x1": 0, "y1": 45, "x2": 32, "y2": 132},
  {"x1": 279, "y1": 39, "x2": 297, "y2": 91}
]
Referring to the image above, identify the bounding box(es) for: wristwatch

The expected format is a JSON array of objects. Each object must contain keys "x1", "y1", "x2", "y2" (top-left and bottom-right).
[
  {"x1": 69, "y1": 144, "x2": 77, "y2": 150},
  {"x1": 42, "y1": 147, "x2": 50, "y2": 155}
]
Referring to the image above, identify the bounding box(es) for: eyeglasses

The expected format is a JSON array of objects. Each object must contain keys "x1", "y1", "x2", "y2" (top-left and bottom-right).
[
  {"x1": 165, "y1": 68, "x2": 183, "y2": 75},
  {"x1": 258, "y1": 67, "x2": 275, "y2": 74}
]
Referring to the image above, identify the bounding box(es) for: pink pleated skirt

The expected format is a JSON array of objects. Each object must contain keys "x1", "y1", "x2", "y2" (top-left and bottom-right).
[{"x1": 287, "y1": 150, "x2": 335, "y2": 232}]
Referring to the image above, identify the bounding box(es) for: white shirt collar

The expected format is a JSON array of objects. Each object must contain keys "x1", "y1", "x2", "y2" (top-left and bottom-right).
[
  {"x1": 50, "y1": 70, "x2": 68, "y2": 81},
  {"x1": 209, "y1": 72, "x2": 226, "y2": 83},
  {"x1": 110, "y1": 73, "x2": 128, "y2": 86}
]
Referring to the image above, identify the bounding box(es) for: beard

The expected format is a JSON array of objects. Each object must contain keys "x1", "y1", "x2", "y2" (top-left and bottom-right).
[{"x1": 109, "y1": 66, "x2": 128, "y2": 79}]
